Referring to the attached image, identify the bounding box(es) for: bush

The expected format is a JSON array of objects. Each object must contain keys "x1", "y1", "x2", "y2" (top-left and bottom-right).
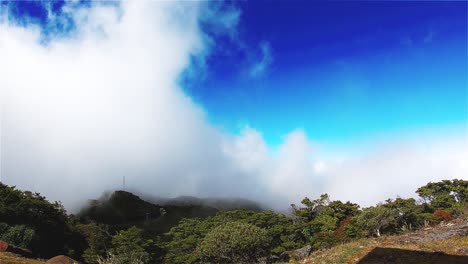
[
  {"x1": 109, "y1": 226, "x2": 152, "y2": 264},
  {"x1": 196, "y1": 222, "x2": 270, "y2": 263},
  {"x1": 0, "y1": 184, "x2": 73, "y2": 257},
  {"x1": 97, "y1": 252, "x2": 145, "y2": 264},
  {"x1": 431, "y1": 209, "x2": 452, "y2": 224},
  {"x1": 0, "y1": 223, "x2": 35, "y2": 248}
]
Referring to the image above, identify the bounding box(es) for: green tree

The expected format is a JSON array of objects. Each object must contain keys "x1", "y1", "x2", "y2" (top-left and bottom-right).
[
  {"x1": 0, "y1": 183, "x2": 80, "y2": 257},
  {"x1": 383, "y1": 198, "x2": 425, "y2": 232},
  {"x1": 196, "y1": 222, "x2": 270, "y2": 263},
  {"x1": 163, "y1": 218, "x2": 217, "y2": 264},
  {"x1": 0, "y1": 223, "x2": 35, "y2": 248},
  {"x1": 109, "y1": 226, "x2": 153, "y2": 264},
  {"x1": 416, "y1": 179, "x2": 467, "y2": 210},
  {"x1": 292, "y1": 194, "x2": 331, "y2": 223},
  {"x1": 248, "y1": 210, "x2": 304, "y2": 255},
  {"x1": 78, "y1": 223, "x2": 111, "y2": 264},
  {"x1": 355, "y1": 204, "x2": 396, "y2": 237}
]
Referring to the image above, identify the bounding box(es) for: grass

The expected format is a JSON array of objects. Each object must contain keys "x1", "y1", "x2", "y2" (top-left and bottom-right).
[
  {"x1": 391, "y1": 235, "x2": 468, "y2": 255},
  {"x1": 0, "y1": 253, "x2": 44, "y2": 264},
  {"x1": 302, "y1": 235, "x2": 468, "y2": 264}
]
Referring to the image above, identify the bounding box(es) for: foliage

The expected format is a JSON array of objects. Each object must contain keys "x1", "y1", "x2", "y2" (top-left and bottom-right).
[
  {"x1": 0, "y1": 183, "x2": 83, "y2": 258},
  {"x1": 162, "y1": 218, "x2": 215, "y2": 264},
  {"x1": 97, "y1": 252, "x2": 145, "y2": 264},
  {"x1": 431, "y1": 209, "x2": 452, "y2": 224},
  {"x1": 79, "y1": 191, "x2": 163, "y2": 226},
  {"x1": 77, "y1": 223, "x2": 112, "y2": 264},
  {"x1": 383, "y1": 198, "x2": 425, "y2": 232},
  {"x1": 291, "y1": 194, "x2": 360, "y2": 249},
  {"x1": 0, "y1": 223, "x2": 35, "y2": 248},
  {"x1": 196, "y1": 222, "x2": 270, "y2": 263},
  {"x1": 109, "y1": 226, "x2": 154, "y2": 264},
  {"x1": 163, "y1": 209, "x2": 303, "y2": 263},
  {"x1": 1, "y1": 179, "x2": 467, "y2": 263},
  {"x1": 354, "y1": 204, "x2": 396, "y2": 237},
  {"x1": 416, "y1": 179, "x2": 467, "y2": 210}
]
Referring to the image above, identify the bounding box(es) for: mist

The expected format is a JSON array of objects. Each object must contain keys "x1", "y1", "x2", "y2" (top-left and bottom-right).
[{"x1": 1, "y1": 1, "x2": 466, "y2": 211}]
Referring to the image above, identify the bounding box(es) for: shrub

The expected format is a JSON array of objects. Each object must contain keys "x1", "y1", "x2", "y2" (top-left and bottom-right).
[
  {"x1": 431, "y1": 209, "x2": 452, "y2": 224},
  {"x1": 109, "y1": 226, "x2": 153, "y2": 264},
  {"x1": 0, "y1": 223, "x2": 35, "y2": 248},
  {"x1": 196, "y1": 222, "x2": 270, "y2": 263}
]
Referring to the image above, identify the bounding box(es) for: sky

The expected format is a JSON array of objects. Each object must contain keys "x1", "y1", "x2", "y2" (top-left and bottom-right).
[{"x1": 0, "y1": 0, "x2": 467, "y2": 211}]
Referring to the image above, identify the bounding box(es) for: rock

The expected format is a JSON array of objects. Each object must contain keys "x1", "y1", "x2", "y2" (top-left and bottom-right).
[
  {"x1": 0, "y1": 240, "x2": 32, "y2": 258},
  {"x1": 280, "y1": 245, "x2": 312, "y2": 261},
  {"x1": 0, "y1": 240, "x2": 8, "y2": 252},
  {"x1": 457, "y1": 248, "x2": 468, "y2": 255},
  {"x1": 6, "y1": 245, "x2": 33, "y2": 258},
  {"x1": 46, "y1": 255, "x2": 80, "y2": 264}
]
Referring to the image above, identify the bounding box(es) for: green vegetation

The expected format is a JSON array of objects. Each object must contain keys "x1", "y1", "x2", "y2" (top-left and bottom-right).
[
  {"x1": 196, "y1": 222, "x2": 270, "y2": 263},
  {"x1": 0, "y1": 184, "x2": 85, "y2": 258},
  {"x1": 0, "y1": 179, "x2": 467, "y2": 263}
]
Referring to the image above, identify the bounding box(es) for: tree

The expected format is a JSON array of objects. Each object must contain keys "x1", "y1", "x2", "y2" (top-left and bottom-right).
[
  {"x1": 451, "y1": 179, "x2": 468, "y2": 203},
  {"x1": 0, "y1": 223, "x2": 35, "y2": 248},
  {"x1": 431, "y1": 209, "x2": 452, "y2": 224},
  {"x1": 355, "y1": 204, "x2": 396, "y2": 237},
  {"x1": 327, "y1": 200, "x2": 360, "y2": 222},
  {"x1": 163, "y1": 218, "x2": 216, "y2": 264},
  {"x1": 0, "y1": 183, "x2": 78, "y2": 257},
  {"x1": 292, "y1": 194, "x2": 331, "y2": 223},
  {"x1": 416, "y1": 179, "x2": 467, "y2": 210},
  {"x1": 383, "y1": 198, "x2": 425, "y2": 232},
  {"x1": 109, "y1": 226, "x2": 153, "y2": 264},
  {"x1": 196, "y1": 222, "x2": 270, "y2": 263},
  {"x1": 78, "y1": 223, "x2": 111, "y2": 264},
  {"x1": 248, "y1": 210, "x2": 303, "y2": 255}
]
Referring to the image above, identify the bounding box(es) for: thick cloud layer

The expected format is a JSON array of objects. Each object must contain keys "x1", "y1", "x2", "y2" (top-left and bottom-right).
[{"x1": 0, "y1": 2, "x2": 466, "y2": 211}]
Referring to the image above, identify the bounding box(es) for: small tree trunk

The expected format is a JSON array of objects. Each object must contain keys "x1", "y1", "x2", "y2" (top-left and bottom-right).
[{"x1": 375, "y1": 228, "x2": 381, "y2": 237}]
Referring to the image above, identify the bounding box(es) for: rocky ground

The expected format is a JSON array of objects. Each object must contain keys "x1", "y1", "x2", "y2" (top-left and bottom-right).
[{"x1": 301, "y1": 218, "x2": 468, "y2": 264}]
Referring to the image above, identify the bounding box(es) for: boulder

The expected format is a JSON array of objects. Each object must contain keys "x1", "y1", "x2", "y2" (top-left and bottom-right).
[
  {"x1": 280, "y1": 245, "x2": 312, "y2": 261},
  {"x1": 46, "y1": 255, "x2": 79, "y2": 264},
  {"x1": 6, "y1": 245, "x2": 33, "y2": 258},
  {"x1": 0, "y1": 240, "x2": 32, "y2": 258},
  {"x1": 0, "y1": 240, "x2": 8, "y2": 252}
]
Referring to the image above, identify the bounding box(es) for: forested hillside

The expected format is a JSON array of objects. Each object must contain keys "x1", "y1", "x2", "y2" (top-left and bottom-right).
[{"x1": 0, "y1": 179, "x2": 467, "y2": 263}]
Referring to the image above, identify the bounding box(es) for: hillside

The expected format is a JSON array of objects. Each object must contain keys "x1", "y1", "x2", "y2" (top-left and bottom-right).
[
  {"x1": 79, "y1": 190, "x2": 164, "y2": 225},
  {"x1": 144, "y1": 195, "x2": 265, "y2": 212},
  {"x1": 78, "y1": 190, "x2": 221, "y2": 234},
  {"x1": 301, "y1": 218, "x2": 468, "y2": 264},
  {"x1": 2, "y1": 218, "x2": 467, "y2": 264},
  {"x1": 1, "y1": 179, "x2": 467, "y2": 263}
]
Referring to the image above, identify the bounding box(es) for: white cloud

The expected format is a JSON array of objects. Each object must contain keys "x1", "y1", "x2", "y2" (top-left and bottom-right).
[
  {"x1": 249, "y1": 41, "x2": 273, "y2": 78},
  {"x1": 0, "y1": 1, "x2": 466, "y2": 212}
]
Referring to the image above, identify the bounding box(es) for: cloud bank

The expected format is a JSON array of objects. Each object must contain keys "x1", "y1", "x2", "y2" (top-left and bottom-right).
[{"x1": 0, "y1": 1, "x2": 466, "y2": 211}]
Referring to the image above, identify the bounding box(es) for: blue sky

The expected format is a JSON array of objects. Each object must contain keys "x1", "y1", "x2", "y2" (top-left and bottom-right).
[
  {"x1": 3, "y1": 0, "x2": 467, "y2": 147},
  {"x1": 187, "y1": 0, "x2": 468, "y2": 145}
]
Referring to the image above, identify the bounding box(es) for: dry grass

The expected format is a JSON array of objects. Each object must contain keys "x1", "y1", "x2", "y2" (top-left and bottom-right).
[
  {"x1": 0, "y1": 253, "x2": 44, "y2": 264},
  {"x1": 302, "y1": 234, "x2": 468, "y2": 264},
  {"x1": 302, "y1": 217, "x2": 468, "y2": 264},
  {"x1": 388, "y1": 235, "x2": 468, "y2": 255}
]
